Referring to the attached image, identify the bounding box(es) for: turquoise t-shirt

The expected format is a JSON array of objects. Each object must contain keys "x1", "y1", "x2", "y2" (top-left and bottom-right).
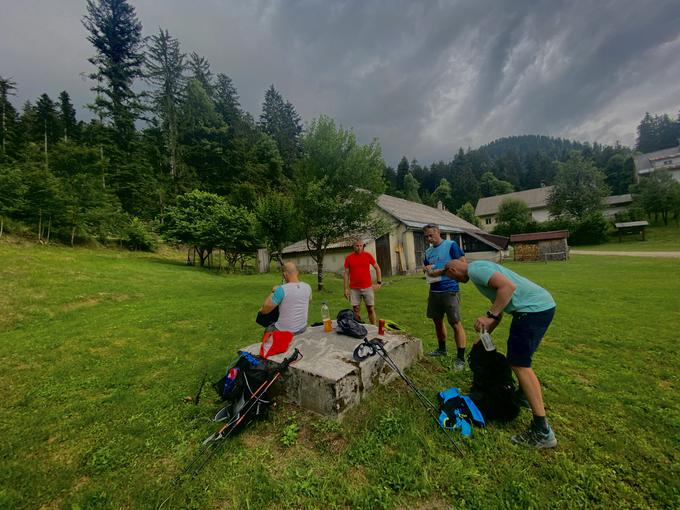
[{"x1": 468, "y1": 260, "x2": 555, "y2": 313}]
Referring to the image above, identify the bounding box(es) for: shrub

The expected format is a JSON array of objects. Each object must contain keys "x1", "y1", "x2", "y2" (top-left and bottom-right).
[
  {"x1": 569, "y1": 213, "x2": 610, "y2": 245},
  {"x1": 123, "y1": 217, "x2": 158, "y2": 252}
]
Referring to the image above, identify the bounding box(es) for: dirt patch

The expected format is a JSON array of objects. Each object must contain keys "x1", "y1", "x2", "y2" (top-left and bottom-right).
[{"x1": 59, "y1": 292, "x2": 131, "y2": 313}]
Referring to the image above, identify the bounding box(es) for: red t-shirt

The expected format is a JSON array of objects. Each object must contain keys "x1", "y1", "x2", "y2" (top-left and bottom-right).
[{"x1": 344, "y1": 251, "x2": 376, "y2": 289}]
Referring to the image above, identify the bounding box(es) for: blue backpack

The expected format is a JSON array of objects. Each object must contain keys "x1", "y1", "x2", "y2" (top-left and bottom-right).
[{"x1": 438, "y1": 387, "x2": 486, "y2": 437}]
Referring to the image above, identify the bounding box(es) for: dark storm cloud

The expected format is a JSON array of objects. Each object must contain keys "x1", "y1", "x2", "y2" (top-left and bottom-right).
[{"x1": 1, "y1": 0, "x2": 679, "y2": 165}]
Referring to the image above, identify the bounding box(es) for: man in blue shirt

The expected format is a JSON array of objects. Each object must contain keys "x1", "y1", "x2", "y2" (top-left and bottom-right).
[
  {"x1": 444, "y1": 258, "x2": 557, "y2": 449},
  {"x1": 422, "y1": 224, "x2": 467, "y2": 370}
]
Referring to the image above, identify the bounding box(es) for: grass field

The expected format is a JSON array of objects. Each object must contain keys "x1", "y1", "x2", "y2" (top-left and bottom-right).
[
  {"x1": 1, "y1": 240, "x2": 678, "y2": 509},
  {"x1": 577, "y1": 221, "x2": 680, "y2": 251}
]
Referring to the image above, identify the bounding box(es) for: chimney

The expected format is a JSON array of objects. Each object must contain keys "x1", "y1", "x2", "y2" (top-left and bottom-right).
[{"x1": 437, "y1": 200, "x2": 445, "y2": 211}]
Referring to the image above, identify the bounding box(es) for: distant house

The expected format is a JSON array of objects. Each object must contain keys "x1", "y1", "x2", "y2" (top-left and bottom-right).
[
  {"x1": 282, "y1": 194, "x2": 508, "y2": 276},
  {"x1": 633, "y1": 143, "x2": 680, "y2": 182},
  {"x1": 475, "y1": 186, "x2": 633, "y2": 232}
]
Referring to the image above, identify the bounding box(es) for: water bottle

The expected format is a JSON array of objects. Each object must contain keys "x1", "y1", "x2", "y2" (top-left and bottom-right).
[
  {"x1": 479, "y1": 328, "x2": 496, "y2": 352},
  {"x1": 321, "y1": 302, "x2": 332, "y2": 332}
]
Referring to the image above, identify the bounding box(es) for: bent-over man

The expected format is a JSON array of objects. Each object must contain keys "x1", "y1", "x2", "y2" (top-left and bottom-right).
[
  {"x1": 445, "y1": 258, "x2": 557, "y2": 448},
  {"x1": 260, "y1": 262, "x2": 312, "y2": 335}
]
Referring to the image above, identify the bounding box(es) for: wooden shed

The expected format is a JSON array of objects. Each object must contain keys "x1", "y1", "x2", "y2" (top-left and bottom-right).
[{"x1": 510, "y1": 230, "x2": 569, "y2": 262}]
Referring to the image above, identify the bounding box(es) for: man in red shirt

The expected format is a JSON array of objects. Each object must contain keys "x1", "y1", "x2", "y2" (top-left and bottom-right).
[{"x1": 344, "y1": 239, "x2": 382, "y2": 324}]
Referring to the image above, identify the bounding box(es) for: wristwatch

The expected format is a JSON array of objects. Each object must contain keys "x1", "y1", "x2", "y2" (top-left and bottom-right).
[
  {"x1": 377, "y1": 281, "x2": 382, "y2": 284},
  {"x1": 486, "y1": 310, "x2": 500, "y2": 320}
]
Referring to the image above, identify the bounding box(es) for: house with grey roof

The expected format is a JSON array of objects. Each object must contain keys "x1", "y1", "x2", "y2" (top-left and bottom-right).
[
  {"x1": 475, "y1": 186, "x2": 633, "y2": 232},
  {"x1": 282, "y1": 194, "x2": 508, "y2": 276},
  {"x1": 633, "y1": 143, "x2": 680, "y2": 182}
]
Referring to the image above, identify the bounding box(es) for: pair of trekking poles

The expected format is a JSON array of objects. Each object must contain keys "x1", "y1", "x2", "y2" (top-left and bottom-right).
[
  {"x1": 158, "y1": 349, "x2": 302, "y2": 508},
  {"x1": 354, "y1": 337, "x2": 464, "y2": 456}
]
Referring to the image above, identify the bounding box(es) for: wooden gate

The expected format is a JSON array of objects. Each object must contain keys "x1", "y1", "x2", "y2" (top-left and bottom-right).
[{"x1": 375, "y1": 235, "x2": 392, "y2": 277}]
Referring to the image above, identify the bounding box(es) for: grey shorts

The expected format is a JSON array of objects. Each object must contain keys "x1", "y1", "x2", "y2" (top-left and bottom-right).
[
  {"x1": 350, "y1": 287, "x2": 375, "y2": 307},
  {"x1": 427, "y1": 291, "x2": 461, "y2": 323}
]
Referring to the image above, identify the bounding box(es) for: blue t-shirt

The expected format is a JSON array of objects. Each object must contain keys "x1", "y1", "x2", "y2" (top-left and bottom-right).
[
  {"x1": 468, "y1": 260, "x2": 555, "y2": 313},
  {"x1": 424, "y1": 239, "x2": 465, "y2": 292}
]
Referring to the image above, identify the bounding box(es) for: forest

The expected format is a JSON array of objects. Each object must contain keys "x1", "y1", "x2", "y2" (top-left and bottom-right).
[{"x1": 1, "y1": 0, "x2": 679, "y2": 258}]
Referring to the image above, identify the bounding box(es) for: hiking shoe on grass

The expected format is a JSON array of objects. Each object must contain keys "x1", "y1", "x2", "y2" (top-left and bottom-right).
[
  {"x1": 511, "y1": 426, "x2": 557, "y2": 449},
  {"x1": 453, "y1": 358, "x2": 466, "y2": 371},
  {"x1": 427, "y1": 348, "x2": 448, "y2": 357}
]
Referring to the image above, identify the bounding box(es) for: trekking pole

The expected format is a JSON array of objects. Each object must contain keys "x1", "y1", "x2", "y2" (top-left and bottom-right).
[
  {"x1": 361, "y1": 338, "x2": 464, "y2": 456},
  {"x1": 158, "y1": 349, "x2": 302, "y2": 509},
  {"x1": 176, "y1": 349, "x2": 302, "y2": 479},
  {"x1": 194, "y1": 373, "x2": 207, "y2": 405}
]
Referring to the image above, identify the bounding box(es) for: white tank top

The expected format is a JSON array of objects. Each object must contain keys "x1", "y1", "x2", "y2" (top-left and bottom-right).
[{"x1": 275, "y1": 282, "x2": 312, "y2": 333}]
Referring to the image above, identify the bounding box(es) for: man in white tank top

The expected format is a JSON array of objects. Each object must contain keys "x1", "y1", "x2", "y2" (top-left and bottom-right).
[{"x1": 259, "y1": 262, "x2": 312, "y2": 334}]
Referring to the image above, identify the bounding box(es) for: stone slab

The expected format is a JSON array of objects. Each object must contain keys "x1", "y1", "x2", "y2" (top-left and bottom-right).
[{"x1": 242, "y1": 322, "x2": 422, "y2": 420}]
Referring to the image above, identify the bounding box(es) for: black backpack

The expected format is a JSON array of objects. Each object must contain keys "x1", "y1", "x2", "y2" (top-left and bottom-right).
[
  {"x1": 212, "y1": 352, "x2": 275, "y2": 423},
  {"x1": 255, "y1": 307, "x2": 279, "y2": 328},
  {"x1": 467, "y1": 342, "x2": 520, "y2": 422},
  {"x1": 336, "y1": 309, "x2": 368, "y2": 339}
]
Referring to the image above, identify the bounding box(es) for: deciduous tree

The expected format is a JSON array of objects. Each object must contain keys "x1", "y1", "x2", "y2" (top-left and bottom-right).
[
  {"x1": 548, "y1": 152, "x2": 610, "y2": 220},
  {"x1": 294, "y1": 115, "x2": 386, "y2": 290}
]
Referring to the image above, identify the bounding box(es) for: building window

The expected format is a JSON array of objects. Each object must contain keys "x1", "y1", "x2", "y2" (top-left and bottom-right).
[
  {"x1": 485, "y1": 217, "x2": 492, "y2": 224},
  {"x1": 664, "y1": 159, "x2": 673, "y2": 165}
]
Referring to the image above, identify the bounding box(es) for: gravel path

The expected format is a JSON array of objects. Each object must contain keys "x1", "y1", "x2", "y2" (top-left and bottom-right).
[{"x1": 570, "y1": 250, "x2": 680, "y2": 258}]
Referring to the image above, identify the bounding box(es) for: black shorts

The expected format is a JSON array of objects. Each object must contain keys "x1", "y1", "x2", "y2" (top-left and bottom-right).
[
  {"x1": 427, "y1": 291, "x2": 461, "y2": 323},
  {"x1": 507, "y1": 307, "x2": 555, "y2": 367}
]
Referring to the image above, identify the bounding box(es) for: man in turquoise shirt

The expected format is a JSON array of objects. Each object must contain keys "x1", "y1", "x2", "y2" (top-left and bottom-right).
[{"x1": 444, "y1": 259, "x2": 557, "y2": 449}]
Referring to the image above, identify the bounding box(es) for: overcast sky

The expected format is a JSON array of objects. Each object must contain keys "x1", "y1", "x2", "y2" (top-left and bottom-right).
[{"x1": 1, "y1": 0, "x2": 679, "y2": 166}]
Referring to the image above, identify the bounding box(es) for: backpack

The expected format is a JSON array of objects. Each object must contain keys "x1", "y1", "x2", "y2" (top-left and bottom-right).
[
  {"x1": 212, "y1": 352, "x2": 276, "y2": 423},
  {"x1": 335, "y1": 309, "x2": 368, "y2": 339},
  {"x1": 256, "y1": 307, "x2": 279, "y2": 328},
  {"x1": 467, "y1": 342, "x2": 520, "y2": 422},
  {"x1": 438, "y1": 387, "x2": 486, "y2": 437}
]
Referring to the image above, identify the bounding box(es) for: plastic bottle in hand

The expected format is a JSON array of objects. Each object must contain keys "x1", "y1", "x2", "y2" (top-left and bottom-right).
[
  {"x1": 479, "y1": 328, "x2": 496, "y2": 351},
  {"x1": 321, "y1": 302, "x2": 332, "y2": 332}
]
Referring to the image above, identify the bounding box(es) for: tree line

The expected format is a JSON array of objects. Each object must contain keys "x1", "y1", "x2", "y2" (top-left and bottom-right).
[
  {"x1": 381, "y1": 135, "x2": 637, "y2": 222},
  {"x1": 1, "y1": 0, "x2": 678, "y2": 266},
  {"x1": 0, "y1": 0, "x2": 386, "y2": 291}
]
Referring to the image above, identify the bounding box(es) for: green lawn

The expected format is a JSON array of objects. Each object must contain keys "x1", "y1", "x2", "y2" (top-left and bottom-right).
[
  {"x1": 0, "y1": 241, "x2": 678, "y2": 509},
  {"x1": 576, "y1": 221, "x2": 680, "y2": 251}
]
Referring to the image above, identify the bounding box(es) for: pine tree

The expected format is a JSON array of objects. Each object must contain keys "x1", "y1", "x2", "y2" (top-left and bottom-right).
[
  {"x1": 0, "y1": 76, "x2": 18, "y2": 157},
  {"x1": 82, "y1": 0, "x2": 145, "y2": 148},
  {"x1": 396, "y1": 156, "x2": 409, "y2": 190},
  {"x1": 636, "y1": 112, "x2": 658, "y2": 153},
  {"x1": 35, "y1": 94, "x2": 60, "y2": 158},
  {"x1": 214, "y1": 73, "x2": 241, "y2": 127},
  {"x1": 188, "y1": 52, "x2": 213, "y2": 97},
  {"x1": 259, "y1": 85, "x2": 302, "y2": 176},
  {"x1": 145, "y1": 28, "x2": 186, "y2": 179},
  {"x1": 58, "y1": 91, "x2": 78, "y2": 142}
]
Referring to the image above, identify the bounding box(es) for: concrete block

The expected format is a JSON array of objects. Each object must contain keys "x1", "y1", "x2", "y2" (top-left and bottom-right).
[{"x1": 242, "y1": 322, "x2": 422, "y2": 420}]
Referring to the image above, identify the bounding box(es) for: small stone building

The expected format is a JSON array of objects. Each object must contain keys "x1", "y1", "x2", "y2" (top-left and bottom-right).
[{"x1": 510, "y1": 230, "x2": 569, "y2": 262}]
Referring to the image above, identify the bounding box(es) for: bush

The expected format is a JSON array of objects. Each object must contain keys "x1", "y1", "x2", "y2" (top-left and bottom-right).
[
  {"x1": 565, "y1": 213, "x2": 610, "y2": 245},
  {"x1": 531, "y1": 214, "x2": 610, "y2": 245},
  {"x1": 123, "y1": 217, "x2": 158, "y2": 252}
]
